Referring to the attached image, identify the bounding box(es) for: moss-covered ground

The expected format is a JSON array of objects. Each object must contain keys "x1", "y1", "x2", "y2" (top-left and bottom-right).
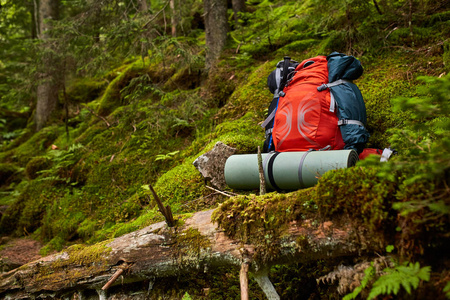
[{"x1": 0, "y1": 0, "x2": 449, "y2": 298}]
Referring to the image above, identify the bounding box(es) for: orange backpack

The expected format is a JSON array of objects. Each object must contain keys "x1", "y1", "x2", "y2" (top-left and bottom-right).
[{"x1": 272, "y1": 56, "x2": 345, "y2": 152}]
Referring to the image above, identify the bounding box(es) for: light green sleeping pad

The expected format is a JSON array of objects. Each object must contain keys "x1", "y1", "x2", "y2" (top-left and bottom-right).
[{"x1": 224, "y1": 150, "x2": 359, "y2": 190}]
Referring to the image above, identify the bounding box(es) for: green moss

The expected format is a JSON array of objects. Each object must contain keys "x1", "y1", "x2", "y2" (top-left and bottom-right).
[
  {"x1": 213, "y1": 190, "x2": 316, "y2": 242},
  {"x1": 212, "y1": 189, "x2": 317, "y2": 262},
  {"x1": 174, "y1": 227, "x2": 211, "y2": 265},
  {"x1": 34, "y1": 241, "x2": 112, "y2": 286},
  {"x1": 212, "y1": 112, "x2": 264, "y2": 153},
  {"x1": 218, "y1": 62, "x2": 273, "y2": 121},
  {"x1": 154, "y1": 157, "x2": 207, "y2": 214},
  {"x1": 0, "y1": 180, "x2": 54, "y2": 235},
  {"x1": 97, "y1": 60, "x2": 149, "y2": 116},
  {"x1": 10, "y1": 126, "x2": 61, "y2": 166},
  {"x1": 66, "y1": 77, "x2": 107, "y2": 103},
  {"x1": 97, "y1": 59, "x2": 177, "y2": 116},
  {"x1": 0, "y1": 162, "x2": 20, "y2": 185},
  {"x1": 25, "y1": 156, "x2": 50, "y2": 179},
  {"x1": 163, "y1": 66, "x2": 202, "y2": 91},
  {"x1": 444, "y1": 40, "x2": 450, "y2": 71},
  {"x1": 315, "y1": 166, "x2": 397, "y2": 243},
  {"x1": 277, "y1": 39, "x2": 320, "y2": 55},
  {"x1": 39, "y1": 236, "x2": 65, "y2": 255}
]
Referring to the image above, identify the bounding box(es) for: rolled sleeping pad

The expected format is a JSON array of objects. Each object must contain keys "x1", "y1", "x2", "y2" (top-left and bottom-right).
[{"x1": 224, "y1": 150, "x2": 359, "y2": 191}]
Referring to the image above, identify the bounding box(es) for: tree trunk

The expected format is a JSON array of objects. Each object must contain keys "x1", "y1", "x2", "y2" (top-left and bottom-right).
[
  {"x1": 0, "y1": 209, "x2": 376, "y2": 299},
  {"x1": 203, "y1": 0, "x2": 229, "y2": 70},
  {"x1": 170, "y1": 0, "x2": 176, "y2": 37},
  {"x1": 232, "y1": 0, "x2": 246, "y2": 26},
  {"x1": 138, "y1": 0, "x2": 148, "y2": 12},
  {"x1": 35, "y1": 0, "x2": 59, "y2": 131}
]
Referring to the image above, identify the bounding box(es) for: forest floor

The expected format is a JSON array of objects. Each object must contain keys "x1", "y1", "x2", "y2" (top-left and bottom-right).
[{"x1": 0, "y1": 237, "x2": 43, "y2": 272}]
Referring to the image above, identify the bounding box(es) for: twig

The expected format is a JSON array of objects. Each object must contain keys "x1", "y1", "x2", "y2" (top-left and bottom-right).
[
  {"x1": 102, "y1": 262, "x2": 130, "y2": 290},
  {"x1": 82, "y1": 104, "x2": 110, "y2": 128},
  {"x1": 205, "y1": 185, "x2": 236, "y2": 197},
  {"x1": 142, "y1": 0, "x2": 170, "y2": 28},
  {"x1": 257, "y1": 146, "x2": 266, "y2": 196},
  {"x1": 148, "y1": 184, "x2": 175, "y2": 227}
]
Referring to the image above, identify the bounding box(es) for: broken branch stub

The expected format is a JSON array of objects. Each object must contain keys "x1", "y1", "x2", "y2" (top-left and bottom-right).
[{"x1": 148, "y1": 184, "x2": 175, "y2": 227}]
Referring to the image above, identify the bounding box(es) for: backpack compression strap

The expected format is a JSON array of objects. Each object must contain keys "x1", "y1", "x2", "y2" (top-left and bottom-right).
[
  {"x1": 337, "y1": 119, "x2": 365, "y2": 127},
  {"x1": 263, "y1": 151, "x2": 282, "y2": 192},
  {"x1": 317, "y1": 79, "x2": 352, "y2": 91},
  {"x1": 317, "y1": 79, "x2": 366, "y2": 128}
]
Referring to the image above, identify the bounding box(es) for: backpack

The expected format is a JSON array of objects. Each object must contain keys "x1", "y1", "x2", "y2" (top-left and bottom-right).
[{"x1": 262, "y1": 52, "x2": 369, "y2": 154}]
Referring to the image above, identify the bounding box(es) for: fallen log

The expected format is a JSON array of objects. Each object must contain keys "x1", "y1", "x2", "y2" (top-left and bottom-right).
[{"x1": 0, "y1": 209, "x2": 374, "y2": 299}]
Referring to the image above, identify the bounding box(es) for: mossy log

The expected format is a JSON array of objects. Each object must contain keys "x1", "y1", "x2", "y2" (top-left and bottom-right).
[{"x1": 0, "y1": 209, "x2": 371, "y2": 299}]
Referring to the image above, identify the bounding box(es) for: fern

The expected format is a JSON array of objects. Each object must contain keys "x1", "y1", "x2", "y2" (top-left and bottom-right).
[
  {"x1": 343, "y1": 265, "x2": 375, "y2": 300},
  {"x1": 444, "y1": 281, "x2": 450, "y2": 298},
  {"x1": 155, "y1": 150, "x2": 180, "y2": 161},
  {"x1": 367, "y1": 262, "x2": 431, "y2": 299}
]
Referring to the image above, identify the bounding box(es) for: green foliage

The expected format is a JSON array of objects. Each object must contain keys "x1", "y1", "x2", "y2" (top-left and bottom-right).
[
  {"x1": 97, "y1": 60, "x2": 155, "y2": 116},
  {"x1": 66, "y1": 78, "x2": 107, "y2": 103},
  {"x1": 444, "y1": 281, "x2": 450, "y2": 298},
  {"x1": 343, "y1": 265, "x2": 376, "y2": 300},
  {"x1": 40, "y1": 236, "x2": 66, "y2": 255},
  {"x1": 7, "y1": 126, "x2": 61, "y2": 166},
  {"x1": 316, "y1": 166, "x2": 396, "y2": 239},
  {"x1": 212, "y1": 189, "x2": 317, "y2": 262},
  {"x1": 153, "y1": 157, "x2": 207, "y2": 213},
  {"x1": 343, "y1": 260, "x2": 431, "y2": 300},
  {"x1": 155, "y1": 151, "x2": 180, "y2": 161},
  {"x1": 0, "y1": 162, "x2": 20, "y2": 185},
  {"x1": 368, "y1": 262, "x2": 431, "y2": 299},
  {"x1": 218, "y1": 62, "x2": 273, "y2": 121},
  {"x1": 25, "y1": 156, "x2": 51, "y2": 180},
  {"x1": 38, "y1": 143, "x2": 86, "y2": 185},
  {"x1": 367, "y1": 74, "x2": 450, "y2": 256},
  {"x1": 0, "y1": 1, "x2": 449, "y2": 298}
]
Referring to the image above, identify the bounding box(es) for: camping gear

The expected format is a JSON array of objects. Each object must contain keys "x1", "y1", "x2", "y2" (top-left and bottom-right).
[
  {"x1": 262, "y1": 52, "x2": 369, "y2": 154},
  {"x1": 224, "y1": 149, "x2": 359, "y2": 191},
  {"x1": 263, "y1": 57, "x2": 299, "y2": 152}
]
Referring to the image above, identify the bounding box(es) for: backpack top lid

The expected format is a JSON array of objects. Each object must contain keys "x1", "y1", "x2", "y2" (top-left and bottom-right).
[
  {"x1": 327, "y1": 52, "x2": 363, "y2": 82},
  {"x1": 286, "y1": 56, "x2": 328, "y2": 88}
]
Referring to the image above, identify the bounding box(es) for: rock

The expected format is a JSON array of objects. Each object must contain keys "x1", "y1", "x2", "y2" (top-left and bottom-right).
[{"x1": 193, "y1": 142, "x2": 236, "y2": 190}]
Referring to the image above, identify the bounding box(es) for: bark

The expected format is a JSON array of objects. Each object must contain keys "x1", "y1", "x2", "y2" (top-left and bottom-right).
[
  {"x1": 254, "y1": 269, "x2": 280, "y2": 300},
  {"x1": 240, "y1": 262, "x2": 249, "y2": 300},
  {"x1": 203, "y1": 0, "x2": 229, "y2": 70},
  {"x1": 138, "y1": 0, "x2": 148, "y2": 12},
  {"x1": 35, "y1": 0, "x2": 60, "y2": 131},
  {"x1": 170, "y1": 0, "x2": 176, "y2": 37},
  {"x1": 0, "y1": 208, "x2": 375, "y2": 299},
  {"x1": 232, "y1": 0, "x2": 246, "y2": 26}
]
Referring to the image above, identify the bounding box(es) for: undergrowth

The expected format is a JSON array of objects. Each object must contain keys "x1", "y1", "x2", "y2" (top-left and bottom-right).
[{"x1": 0, "y1": 0, "x2": 449, "y2": 298}]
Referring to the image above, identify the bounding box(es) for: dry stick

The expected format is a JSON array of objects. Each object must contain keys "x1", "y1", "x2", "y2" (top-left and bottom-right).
[
  {"x1": 257, "y1": 146, "x2": 266, "y2": 196},
  {"x1": 240, "y1": 262, "x2": 250, "y2": 300},
  {"x1": 82, "y1": 104, "x2": 110, "y2": 128},
  {"x1": 148, "y1": 184, "x2": 175, "y2": 227},
  {"x1": 101, "y1": 268, "x2": 124, "y2": 291},
  {"x1": 205, "y1": 185, "x2": 235, "y2": 197},
  {"x1": 102, "y1": 262, "x2": 129, "y2": 291}
]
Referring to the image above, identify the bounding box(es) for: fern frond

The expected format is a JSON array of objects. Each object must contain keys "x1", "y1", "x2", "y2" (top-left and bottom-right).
[{"x1": 367, "y1": 262, "x2": 431, "y2": 300}]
